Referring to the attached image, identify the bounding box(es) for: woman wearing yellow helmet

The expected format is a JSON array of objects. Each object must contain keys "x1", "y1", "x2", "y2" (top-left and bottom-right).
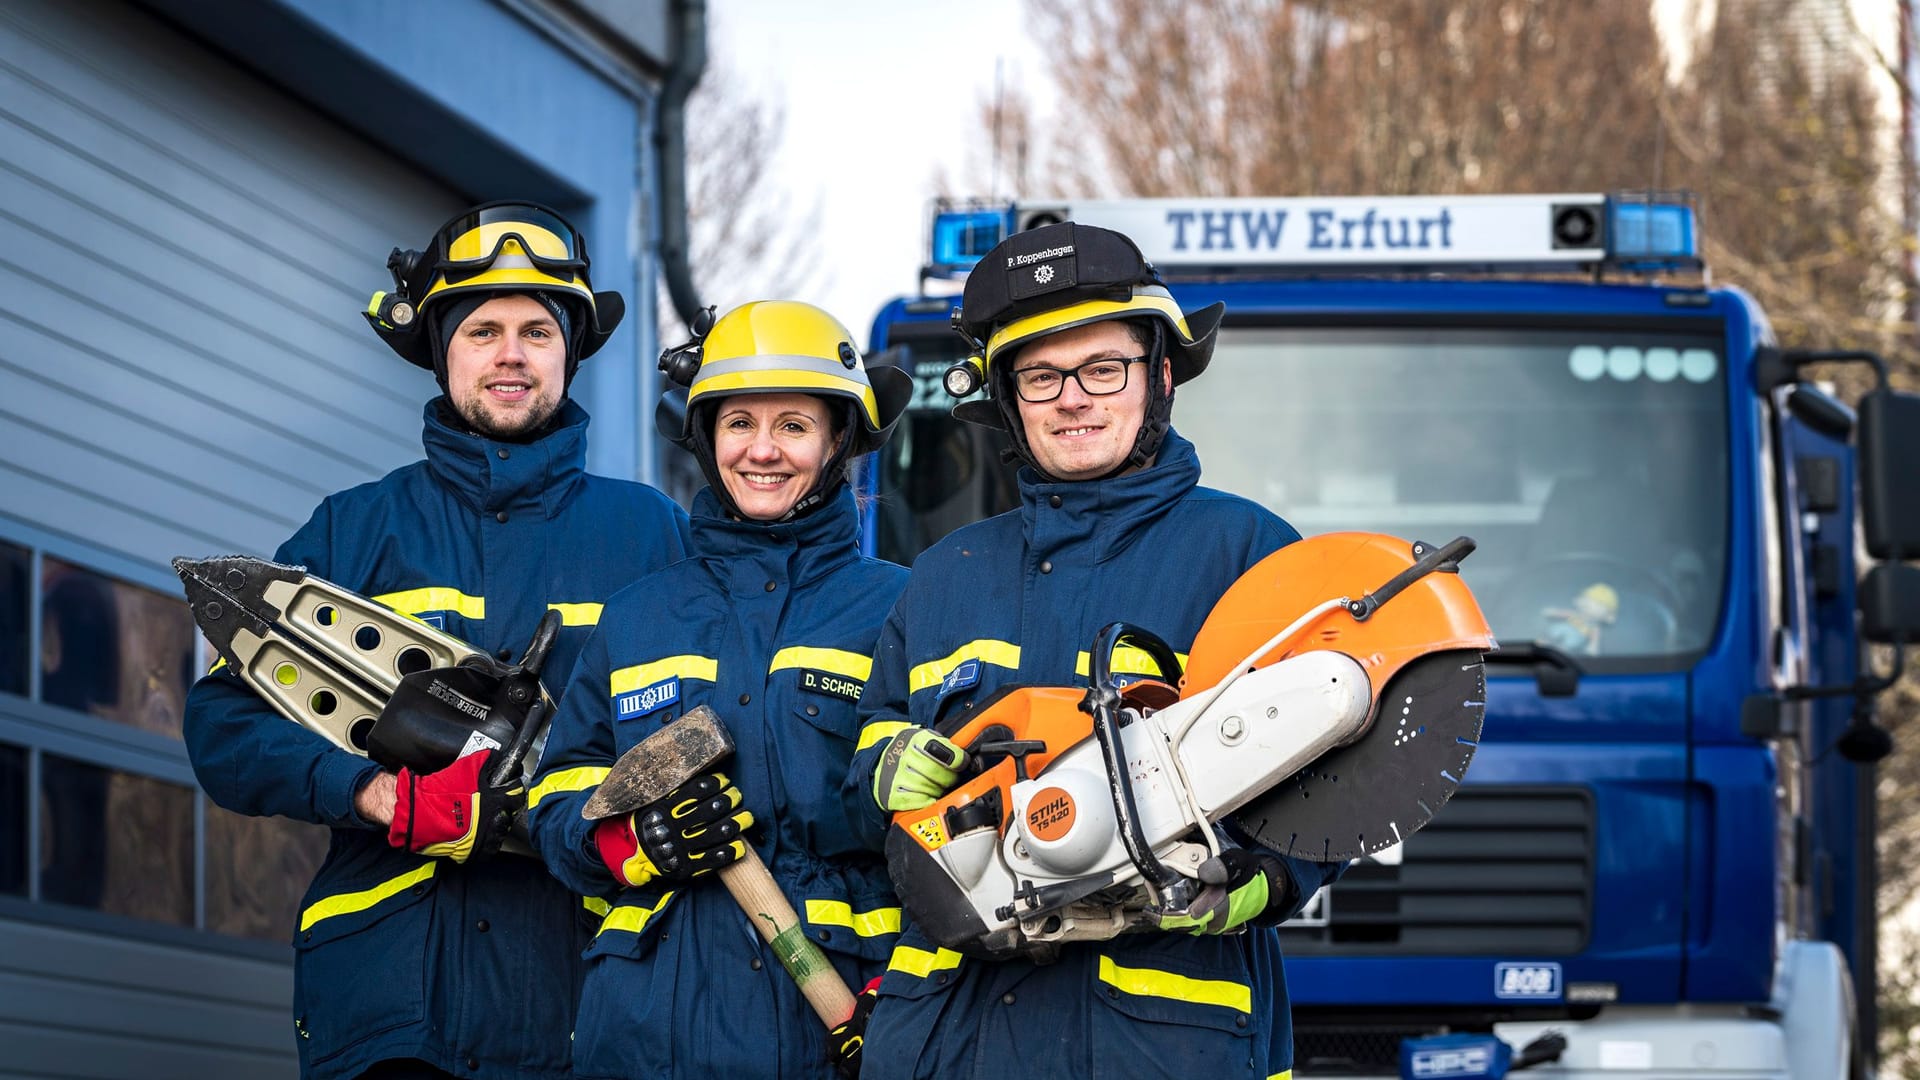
[{"x1": 526, "y1": 302, "x2": 913, "y2": 1079}]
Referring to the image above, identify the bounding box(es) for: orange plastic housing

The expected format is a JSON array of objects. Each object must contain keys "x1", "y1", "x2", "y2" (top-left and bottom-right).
[{"x1": 1181, "y1": 532, "x2": 1493, "y2": 703}]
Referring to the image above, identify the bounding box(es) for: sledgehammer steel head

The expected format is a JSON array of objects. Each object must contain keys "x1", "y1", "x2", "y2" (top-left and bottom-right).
[{"x1": 582, "y1": 705, "x2": 735, "y2": 820}]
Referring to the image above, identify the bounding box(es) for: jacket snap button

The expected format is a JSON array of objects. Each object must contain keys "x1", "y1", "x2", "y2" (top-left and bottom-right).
[
  {"x1": 466, "y1": 1054, "x2": 479, "y2": 1070},
  {"x1": 751, "y1": 957, "x2": 763, "y2": 971},
  {"x1": 764, "y1": 581, "x2": 777, "y2": 592},
  {"x1": 1235, "y1": 1014, "x2": 1248, "y2": 1028},
  {"x1": 495, "y1": 511, "x2": 508, "y2": 523},
  {"x1": 1001, "y1": 992, "x2": 1016, "y2": 1005},
  {"x1": 805, "y1": 705, "x2": 819, "y2": 717},
  {"x1": 1039, "y1": 560, "x2": 1053, "y2": 574},
  {"x1": 497, "y1": 648, "x2": 512, "y2": 661},
  {"x1": 1107, "y1": 986, "x2": 1119, "y2": 998},
  {"x1": 936, "y1": 972, "x2": 950, "y2": 985},
  {"x1": 739, "y1": 693, "x2": 751, "y2": 706},
  {"x1": 302, "y1": 930, "x2": 312, "y2": 942},
  {"x1": 818, "y1": 929, "x2": 832, "y2": 942},
  {"x1": 412, "y1": 883, "x2": 427, "y2": 895},
  {"x1": 496, "y1": 448, "x2": 509, "y2": 460},
  {"x1": 1049, "y1": 495, "x2": 1062, "y2": 508},
  {"x1": 475, "y1": 919, "x2": 490, "y2": 932}
]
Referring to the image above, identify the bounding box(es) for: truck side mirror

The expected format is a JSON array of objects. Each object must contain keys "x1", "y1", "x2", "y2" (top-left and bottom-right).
[
  {"x1": 1858, "y1": 389, "x2": 1920, "y2": 560},
  {"x1": 1860, "y1": 563, "x2": 1920, "y2": 644}
]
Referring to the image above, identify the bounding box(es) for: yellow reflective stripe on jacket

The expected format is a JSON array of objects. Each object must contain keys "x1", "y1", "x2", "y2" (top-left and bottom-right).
[
  {"x1": 908, "y1": 639, "x2": 1021, "y2": 693},
  {"x1": 583, "y1": 896, "x2": 611, "y2": 918},
  {"x1": 856, "y1": 720, "x2": 912, "y2": 752},
  {"x1": 886, "y1": 944, "x2": 963, "y2": 978},
  {"x1": 1073, "y1": 646, "x2": 1188, "y2": 680},
  {"x1": 610, "y1": 655, "x2": 718, "y2": 695},
  {"x1": 1270, "y1": 1072, "x2": 1292, "y2": 1080},
  {"x1": 548, "y1": 602, "x2": 604, "y2": 627},
  {"x1": 805, "y1": 899, "x2": 901, "y2": 937},
  {"x1": 769, "y1": 646, "x2": 873, "y2": 682},
  {"x1": 372, "y1": 587, "x2": 485, "y2": 620},
  {"x1": 529, "y1": 765, "x2": 609, "y2": 809},
  {"x1": 1095, "y1": 954, "x2": 1251, "y2": 1014},
  {"x1": 597, "y1": 891, "x2": 676, "y2": 937},
  {"x1": 299, "y1": 863, "x2": 437, "y2": 932}
]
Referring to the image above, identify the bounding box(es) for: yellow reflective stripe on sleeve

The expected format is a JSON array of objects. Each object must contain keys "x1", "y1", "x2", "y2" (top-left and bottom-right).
[
  {"x1": 372, "y1": 587, "x2": 485, "y2": 620},
  {"x1": 610, "y1": 655, "x2": 718, "y2": 695},
  {"x1": 548, "y1": 602, "x2": 604, "y2": 627},
  {"x1": 583, "y1": 896, "x2": 611, "y2": 918},
  {"x1": 856, "y1": 720, "x2": 912, "y2": 752},
  {"x1": 208, "y1": 657, "x2": 227, "y2": 674},
  {"x1": 1073, "y1": 646, "x2": 1189, "y2": 680},
  {"x1": 805, "y1": 899, "x2": 902, "y2": 937},
  {"x1": 1269, "y1": 1072, "x2": 1292, "y2": 1080},
  {"x1": 769, "y1": 647, "x2": 873, "y2": 682},
  {"x1": 299, "y1": 863, "x2": 437, "y2": 932},
  {"x1": 886, "y1": 944, "x2": 963, "y2": 978},
  {"x1": 1096, "y1": 954, "x2": 1251, "y2": 1014},
  {"x1": 596, "y1": 891, "x2": 676, "y2": 937},
  {"x1": 908, "y1": 639, "x2": 1021, "y2": 693},
  {"x1": 529, "y1": 766, "x2": 609, "y2": 809}
]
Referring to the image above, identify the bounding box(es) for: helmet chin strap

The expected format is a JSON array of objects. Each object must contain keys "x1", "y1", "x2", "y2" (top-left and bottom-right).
[{"x1": 993, "y1": 320, "x2": 1174, "y2": 484}]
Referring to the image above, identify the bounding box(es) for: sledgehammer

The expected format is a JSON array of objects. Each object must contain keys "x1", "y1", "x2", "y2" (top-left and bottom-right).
[{"x1": 581, "y1": 705, "x2": 858, "y2": 1027}]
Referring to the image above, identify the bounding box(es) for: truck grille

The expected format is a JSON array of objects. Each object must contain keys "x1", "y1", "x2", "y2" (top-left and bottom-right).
[{"x1": 1279, "y1": 786, "x2": 1594, "y2": 955}]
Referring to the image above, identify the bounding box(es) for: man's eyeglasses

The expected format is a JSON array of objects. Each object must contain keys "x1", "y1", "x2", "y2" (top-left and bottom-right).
[{"x1": 1011, "y1": 356, "x2": 1147, "y2": 403}]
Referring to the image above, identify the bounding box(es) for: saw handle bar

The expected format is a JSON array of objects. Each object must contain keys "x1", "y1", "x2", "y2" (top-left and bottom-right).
[
  {"x1": 1081, "y1": 623, "x2": 1189, "y2": 904},
  {"x1": 1345, "y1": 536, "x2": 1475, "y2": 621},
  {"x1": 484, "y1": 608, "x2": 562, "y2": 790}
]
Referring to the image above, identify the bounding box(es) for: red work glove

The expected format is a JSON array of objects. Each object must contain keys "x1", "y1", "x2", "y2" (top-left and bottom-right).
[
  {"x1": 388, "y1": 750, "x2": 521, "y2": 863},
  {"x1": 829, "y1": 977, "x2": 882, "y2": 1078},
  {"x1": 592, "y1": 772, "x2": 753, "y2": 888}
]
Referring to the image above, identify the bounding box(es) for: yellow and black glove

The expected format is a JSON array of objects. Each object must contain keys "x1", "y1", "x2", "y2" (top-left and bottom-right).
[
  {"x1": 593, "y1": 772, "x2": 753, "y2": 888},
  {"x1": 829, "y1": 976, "x2": 882, "y2": 1078},
  {"x1": 871, "y1": 727, "x2": 968, "y2": 812}
]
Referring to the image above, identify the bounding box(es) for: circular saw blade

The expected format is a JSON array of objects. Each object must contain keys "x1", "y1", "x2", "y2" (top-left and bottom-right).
[{"x1": 1232, "y1": 648, "x2": 1485, "y2": 863}]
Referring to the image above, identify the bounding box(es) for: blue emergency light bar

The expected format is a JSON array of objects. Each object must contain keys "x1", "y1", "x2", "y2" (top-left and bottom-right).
[{"x1": 924, "y1": 192, "x2": 1701, "y2": 277}]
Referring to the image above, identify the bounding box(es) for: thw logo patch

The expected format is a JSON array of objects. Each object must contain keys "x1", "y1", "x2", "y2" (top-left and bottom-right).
[{"x1": 614, "y1": 677, "x2": 680, "y2": 722}]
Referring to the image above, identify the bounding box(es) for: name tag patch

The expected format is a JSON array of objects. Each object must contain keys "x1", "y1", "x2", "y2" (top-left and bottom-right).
[
  {"x1": 614, "y1": 677, "x2": 680, "y2": 722},
  {"x1": 800, "y1": 669, "x2": 864, "y2": 703}
]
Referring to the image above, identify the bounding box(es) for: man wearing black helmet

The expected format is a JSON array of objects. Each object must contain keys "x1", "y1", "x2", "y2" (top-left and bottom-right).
[
  {"x1": 184, "y1": 202, "x2": 690, "y2": 1080},
  {"x1": 845, "y1": 222, "x2": 1345, "y2": 1079}
]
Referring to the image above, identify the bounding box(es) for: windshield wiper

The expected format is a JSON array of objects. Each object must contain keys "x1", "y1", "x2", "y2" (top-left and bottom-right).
[{"x1": 1484, "y1": 641, "x2": 1582, "y2": 697}]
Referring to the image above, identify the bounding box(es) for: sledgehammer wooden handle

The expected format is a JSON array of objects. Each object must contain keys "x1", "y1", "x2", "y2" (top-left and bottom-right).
[
  {"x1": 585, "y1": 706, "x2": 858, "y2": 1028},
  {"x1": 720, "y1": 846, "x2": 857, "y2": 1027}
]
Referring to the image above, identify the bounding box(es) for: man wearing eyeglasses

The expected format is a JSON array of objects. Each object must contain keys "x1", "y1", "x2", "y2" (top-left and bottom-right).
[
  {"x1": 839, "y1": 222, "x2": 1344, "y2": 1079},
  {"x1": 184, "y1": 202, "x2": 689, "y2": 1080}
]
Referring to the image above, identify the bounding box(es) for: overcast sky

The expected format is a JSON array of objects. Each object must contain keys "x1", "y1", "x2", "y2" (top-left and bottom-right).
[{"x1": 719, "y1": 0, "x2": 1045, "y2": 344}]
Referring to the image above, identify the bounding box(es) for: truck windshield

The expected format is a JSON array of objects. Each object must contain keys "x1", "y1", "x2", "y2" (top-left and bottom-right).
[
  {"x1": 1180, "y1": 325, "x2": 1729, "y2": 668},
  {"x1": 871, "y1": 323, "x2": 1020, "y2": 564}
]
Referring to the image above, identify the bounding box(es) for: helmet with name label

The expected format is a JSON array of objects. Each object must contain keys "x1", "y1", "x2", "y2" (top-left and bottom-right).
[{"x1": 949, "y1": 221, "x2": 1223, "y2": 479}]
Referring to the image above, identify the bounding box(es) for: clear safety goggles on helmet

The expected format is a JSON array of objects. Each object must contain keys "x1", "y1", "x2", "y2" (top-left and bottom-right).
[{"x1": 425, "y1": 203, "x2": 588, "y2": 284}]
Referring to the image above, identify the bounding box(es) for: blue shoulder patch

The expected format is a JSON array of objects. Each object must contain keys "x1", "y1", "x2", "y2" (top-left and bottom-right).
[
  {"x1": 939, "y1": 659, "x2": 981, "y2": 698},
  {"x1": 614, "y1": 677, "x2": 680, "y2": 722}
]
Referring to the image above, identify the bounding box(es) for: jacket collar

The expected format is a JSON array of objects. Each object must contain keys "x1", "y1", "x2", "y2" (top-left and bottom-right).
[
  {"x1": 421, "y1": 398, "x2": 590, "y2": 519},
  {"x1": 689, "y1": 484, "x2": 862, "y2": 594},
  {"x1": 1018, "y1": 429, "x2": 1203, "y2": 563}
]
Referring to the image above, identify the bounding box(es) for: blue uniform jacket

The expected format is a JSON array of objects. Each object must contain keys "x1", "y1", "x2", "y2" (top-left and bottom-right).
[
  {"x1": 184, "y1": 400, "x2": 690, "y2": 1080},
  {"x1": 527, "y1": 485, "x2": 908, "y2": 1080},
  {"x1": 844, "y1": 431, "x2": 1345, "y2": 1080}
]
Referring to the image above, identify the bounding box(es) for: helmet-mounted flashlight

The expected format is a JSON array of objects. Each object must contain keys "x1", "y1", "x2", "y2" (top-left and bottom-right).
[{"x1": 944, "y1": 357, "x2": 984, "y2": 398}]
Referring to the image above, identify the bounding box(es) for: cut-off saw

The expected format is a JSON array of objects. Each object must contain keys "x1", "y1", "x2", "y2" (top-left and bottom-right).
[{"x1": 885, "y1": 533, "x2": 1493, "y2": 959}]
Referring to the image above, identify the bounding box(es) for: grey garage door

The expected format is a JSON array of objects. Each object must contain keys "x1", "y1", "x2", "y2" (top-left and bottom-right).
[
  {"x1": 0, "y1": 1, "x2": 463, "y2": 1077},
  {"x1": 0, "y1": 0, "x2": 460, "y2": 570}
]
